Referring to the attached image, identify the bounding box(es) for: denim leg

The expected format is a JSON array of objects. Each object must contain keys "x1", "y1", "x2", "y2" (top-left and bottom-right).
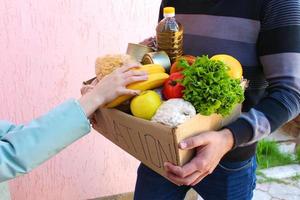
[
  {"x1": 193, "y1": 156, "x2": 257, "y2": 200},
  {"x1": 134, "y1": 163, "x2": 190, "y2": 200}
]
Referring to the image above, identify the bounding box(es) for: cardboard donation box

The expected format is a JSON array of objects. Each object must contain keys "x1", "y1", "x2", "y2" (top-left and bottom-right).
[{"x1": 91, "y1": 93, "x2": 240, "y2": 178}]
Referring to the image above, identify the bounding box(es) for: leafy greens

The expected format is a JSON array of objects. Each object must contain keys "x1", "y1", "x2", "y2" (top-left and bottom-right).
[{"x1": 180, "y1": 55, "x2": 244, "y2": 117}]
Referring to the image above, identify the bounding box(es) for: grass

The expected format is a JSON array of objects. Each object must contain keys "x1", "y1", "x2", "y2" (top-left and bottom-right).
[
  {"x1": 256, "y1": 140, "x2": 300, "y2": 184},
  {"x1": 291, "y1": 173, "x2": 300, "y2": 181},
  {"x1": 256, "y1": 167, "x2": 300, "y2": 185},
  {"x1": 296, "y1": 146, "x2": 300, "y2": 161},
  {"x1": 256, "y1": 140, "x2": 299, "y2": 170},
  {"x1": 257, "y1": 171, "x2": 300, "y2": 184},
  {"x1": 256, "y1": 171, "x2": 290, "y2": 184}
]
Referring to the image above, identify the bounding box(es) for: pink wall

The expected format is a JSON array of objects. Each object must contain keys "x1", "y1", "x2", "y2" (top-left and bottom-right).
[{"x1": 0, "y1": 0, "x2": 161, "y2": 199}]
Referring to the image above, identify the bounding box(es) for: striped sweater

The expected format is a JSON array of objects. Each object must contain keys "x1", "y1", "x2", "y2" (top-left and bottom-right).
[{"x1": 159, "y1": 0, "x2": 300, "y2": 161}]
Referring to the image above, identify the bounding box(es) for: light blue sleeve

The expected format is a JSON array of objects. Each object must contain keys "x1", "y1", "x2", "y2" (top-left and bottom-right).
[{"x1": 0, "y1": 99, "x2": 91, "y2": 182}]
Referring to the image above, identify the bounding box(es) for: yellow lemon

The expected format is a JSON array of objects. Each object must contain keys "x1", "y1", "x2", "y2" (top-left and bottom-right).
[{"x1": 210, "y1": 54, "x2": 243, "y2": 80}]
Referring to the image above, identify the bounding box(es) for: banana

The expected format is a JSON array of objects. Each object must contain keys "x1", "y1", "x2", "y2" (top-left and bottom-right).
[
  {"x1": 105, "y1": 72, "x2": 169, "y2": 108},
  {"x1": 131, "y1": 64, "x2": 165, "y2": 74}
]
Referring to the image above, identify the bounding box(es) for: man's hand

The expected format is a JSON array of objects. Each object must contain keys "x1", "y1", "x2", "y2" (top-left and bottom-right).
[
  {"x1": 139, "y1": 37, "x2": 156, "y2": 48},
  {"x1": 164, "y1": 129, "x2": 234, "y2": 186}
]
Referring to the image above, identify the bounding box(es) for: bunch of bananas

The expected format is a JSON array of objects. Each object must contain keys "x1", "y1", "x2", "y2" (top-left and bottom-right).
[{"x1": 105, "y1": 64, "x2": 169, "y2": 108}]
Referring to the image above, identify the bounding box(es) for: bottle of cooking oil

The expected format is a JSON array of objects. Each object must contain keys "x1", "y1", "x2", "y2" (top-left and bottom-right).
[{"x1": 156, "y1": 7, "x2": 183, "y2": 63}]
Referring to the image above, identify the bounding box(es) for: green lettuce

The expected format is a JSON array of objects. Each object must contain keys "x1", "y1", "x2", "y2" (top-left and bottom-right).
[{"x1": 180, "y1": 55, "x2": 244, "y2": 117}]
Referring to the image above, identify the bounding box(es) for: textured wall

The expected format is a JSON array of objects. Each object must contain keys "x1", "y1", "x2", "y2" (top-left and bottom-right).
[{"x1": 0, "y1": 0, "x2": 161, "y2": 199}]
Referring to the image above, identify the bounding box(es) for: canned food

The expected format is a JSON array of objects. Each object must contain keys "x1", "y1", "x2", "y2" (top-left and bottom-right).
[
  {"x1": 126, "y1": 43, "x2": 154, "y2": 63},
  {"x1": 142, "y1": 51, "x2": 171, "y2": 73}
]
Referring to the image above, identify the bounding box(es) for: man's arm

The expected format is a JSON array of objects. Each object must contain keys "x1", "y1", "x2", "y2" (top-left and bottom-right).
[
  {"x1": 164, "y1": 0, "x2": 300, "y2": 186},
  {"x1": 225, "y1": 0, "x2": 300, "y2": 148}
]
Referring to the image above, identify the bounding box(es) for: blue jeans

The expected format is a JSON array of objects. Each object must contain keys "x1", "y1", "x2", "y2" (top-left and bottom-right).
[{"x1": 134, "y1": 156, "x2": 257, "y2": 200}]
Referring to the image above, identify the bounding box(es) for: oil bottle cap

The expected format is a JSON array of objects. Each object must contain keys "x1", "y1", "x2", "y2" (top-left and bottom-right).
[{"x1": 163, "y1": 7, "x2": 175, "y2": 17}]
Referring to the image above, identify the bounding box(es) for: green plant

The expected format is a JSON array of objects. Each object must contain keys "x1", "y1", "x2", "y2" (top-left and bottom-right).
[
  {"x1": 257, "y1": 173, "x2": 289, "y2": 184},
  {"x1": 291, "y1": 173, "x2": 300, "y2": 181},
  {"x1": 180, "y1": 55, "x2": 244, "y2": 117},
  {"x1": 296, "y1": 146, "x2": 300, "y2": 161},
  {"x1": 256, "y1": 140, "x2": 296, "y2": 169},
  {"x1": 256, "y1": 171, "x2": 300, "y2": 184}
]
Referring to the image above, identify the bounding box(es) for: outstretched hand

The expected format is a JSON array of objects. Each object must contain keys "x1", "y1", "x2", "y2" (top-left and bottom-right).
[{"x1": 79, "y1": 64, "x2": 148, "y2": 117}]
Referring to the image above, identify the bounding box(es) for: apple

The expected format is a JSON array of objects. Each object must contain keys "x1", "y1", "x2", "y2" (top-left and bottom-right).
[{"x1": 130, "y1": 90, "x2": 162, "y2": 120}]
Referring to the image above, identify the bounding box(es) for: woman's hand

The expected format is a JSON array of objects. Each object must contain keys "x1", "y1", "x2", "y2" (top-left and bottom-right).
[
  {"x1": 164, "y1": 129, "x2": 234, "y2": 186},
  {"x1": 79, "y1": 64, "x2": 148, "y2": 117}
]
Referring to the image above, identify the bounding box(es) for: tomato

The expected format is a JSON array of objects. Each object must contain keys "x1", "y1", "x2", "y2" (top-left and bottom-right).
[
  {"x1": 163, "y1": 72, "x2": 185, "y2": 99},
  {"x1": 170, "y1": 55, "x2": 196, "y2": 74}
]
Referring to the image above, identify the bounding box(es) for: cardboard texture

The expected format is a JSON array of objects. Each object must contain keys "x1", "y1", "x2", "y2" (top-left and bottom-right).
[
  {"x1": 84, "y1": 78, "x2": 240, "y2": 178},
  {"x1": 92, "y1": 106, "x2": 240, "y2": 178}
]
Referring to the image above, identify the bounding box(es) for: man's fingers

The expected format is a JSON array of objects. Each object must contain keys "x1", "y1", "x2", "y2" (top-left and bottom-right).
[
  {"x1": 164, "y1": 162, "x2": 184, "y2": 177},
  {"x1": 179, "y1": 132, "x2": 210, "y2": 150},
  {"x1": 164, "y1": 161, "x2": 199, "y2": 178},
  {"x1": 165, "y1": 147, "x2": 211, "y2": 178},
  {"x1": 180, "y1": 160, "x2": 203, "y2": 178},
  {"x1": 166, "y1": 171, "x2": 202, "y2": 186},
  {"x1": 191, "y1": 171, "x2": 210, "y2": 186}
]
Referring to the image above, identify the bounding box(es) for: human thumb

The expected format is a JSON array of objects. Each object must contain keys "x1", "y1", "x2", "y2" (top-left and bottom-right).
[{"x1": 179, "y1": 133, "x2": 209, "y2": 150}]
